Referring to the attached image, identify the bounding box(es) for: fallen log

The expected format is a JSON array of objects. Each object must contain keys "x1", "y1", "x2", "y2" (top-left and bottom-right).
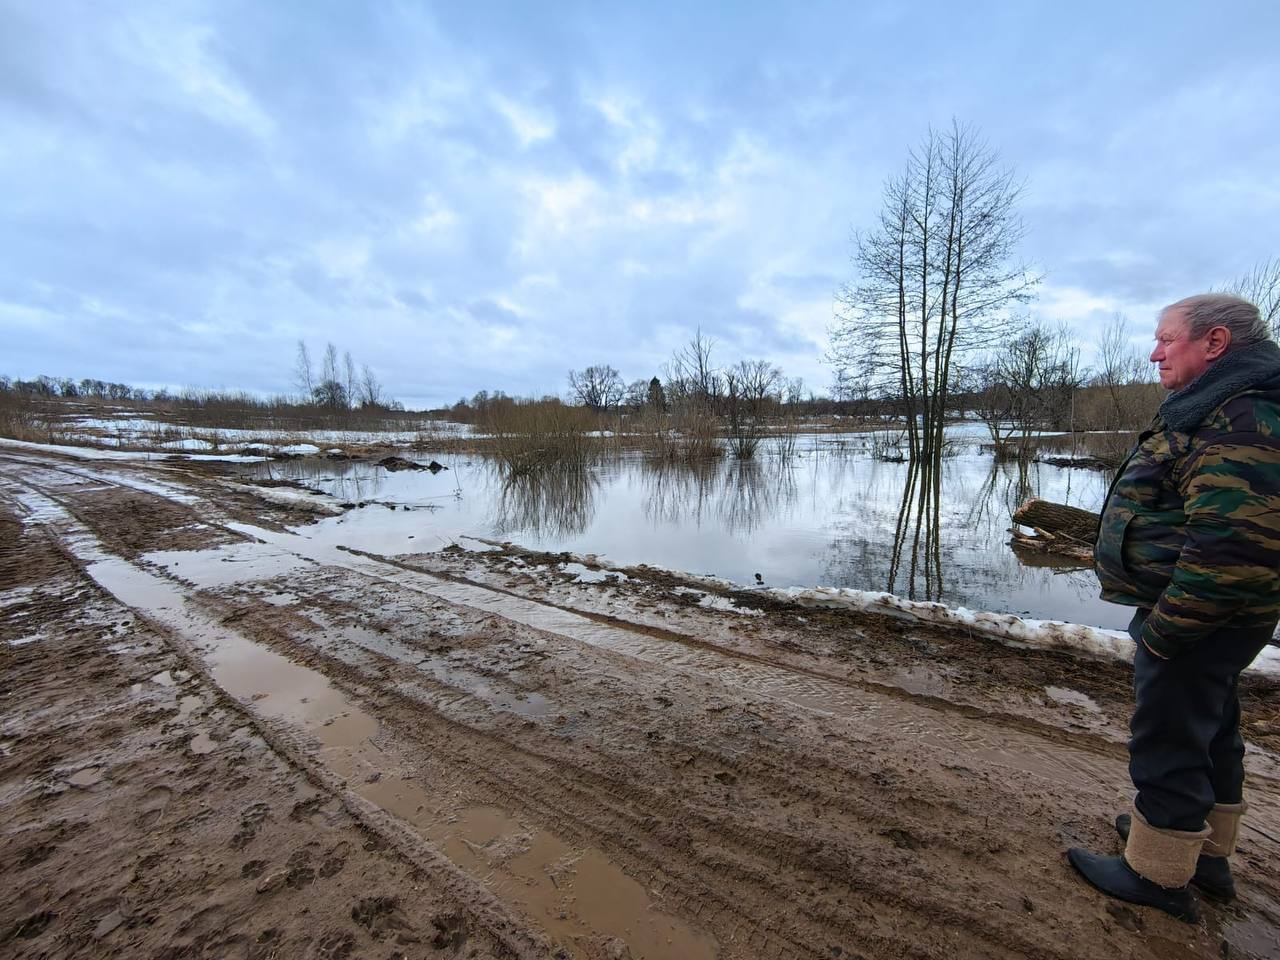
[
  {"x1": 1012, "y1": 498, "x2": 1100, "y2": 544},
  {"x1": 1009, "y1": 527, "x2": 1095, "y2": 566}
]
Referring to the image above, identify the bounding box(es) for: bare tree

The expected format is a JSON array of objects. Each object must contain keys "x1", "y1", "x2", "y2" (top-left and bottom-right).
[
  {"x1": 312, "y1": 343, "x2": 347, "y2": 408},
  {"x1": 343, "y1": 351, "x2": 358, "y2": 410},
  {"x1": 358, "y1": 364, "x2": 384, "y2": 408},
  {"x1": 830, "y1": 121, "x2": 1038, "y2": 462},
  {"x1": 975, "y1": 322, "x2": 1082, "y2": 460},
  {"x1": 1223, "y1": 256, "x2": 1280, "y2": 335},
  {"x1": 722, "y1": 359, "x2": 782, "y2": 459},
  {"x1": 783, "y1": 376, "x2": 805, "y2": 406},
  {"x1": 622, "y1": 378, "x2": 650, "y2": 412},
  {"x1": 294, "y1": 340, "x2": 314, "y2": 397},
  {"x1": 663, "y1": 329, "x2": 720, "y2": 410},
  {"x1": 1093, "y1": 314, "x2": 1151, "y2": 425},
  {"x1": 567, "y1": 365, "x2": 624, "y2": 411}
]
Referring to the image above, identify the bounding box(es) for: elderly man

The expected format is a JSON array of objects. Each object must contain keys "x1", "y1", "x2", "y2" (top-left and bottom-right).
[{"x1": 1069, "y1": 293, "x2": 1280, "y2": 922}]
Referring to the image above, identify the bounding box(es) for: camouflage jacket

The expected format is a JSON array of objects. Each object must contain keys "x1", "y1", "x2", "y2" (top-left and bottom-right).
[{"x1": 1095, "y1": 340, "x2": 1280, "y2": 658}]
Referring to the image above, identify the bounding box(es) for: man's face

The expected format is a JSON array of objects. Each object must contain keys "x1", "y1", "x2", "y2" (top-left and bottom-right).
[{"x1": 1150, "y1": 308, "x2": 1212, "y2": 391}]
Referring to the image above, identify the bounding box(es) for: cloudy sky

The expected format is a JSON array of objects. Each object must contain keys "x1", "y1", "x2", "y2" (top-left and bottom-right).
[{"x1": 3, "y1": 1, "x2": 1278, "y2": 408}]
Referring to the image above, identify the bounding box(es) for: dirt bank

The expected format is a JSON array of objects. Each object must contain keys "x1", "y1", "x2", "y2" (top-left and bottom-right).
[{"x1": 3, "y1": 448, "x2": 1279, "y2": 959}]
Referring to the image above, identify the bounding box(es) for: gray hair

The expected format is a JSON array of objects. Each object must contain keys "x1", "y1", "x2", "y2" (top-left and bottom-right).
[{"x1": 1164, "y1": 293, "x2": 1270, "y2": 348}]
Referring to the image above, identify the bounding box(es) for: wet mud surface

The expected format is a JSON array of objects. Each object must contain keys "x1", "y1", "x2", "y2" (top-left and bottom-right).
[{"x1": 3, "y1": 448, "x2": 1280, "y2": 959}]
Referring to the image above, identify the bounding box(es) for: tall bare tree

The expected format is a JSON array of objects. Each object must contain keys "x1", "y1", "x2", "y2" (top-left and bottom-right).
[
  {"x1": 722, "y1": 359, "x2": 782, "y2": 458},
  {"x1": 358, "y1": 364, "x2": 384, "y2": 408},
  {"x1": 293, "y1": 340, "x2": 314, "y2": 398},
  {"x1": 343, "y1": 351, "x2": 358, "y2": 410},
  {"x1": 830, "y1": 121, "x2": 1038, "y2": 463}
]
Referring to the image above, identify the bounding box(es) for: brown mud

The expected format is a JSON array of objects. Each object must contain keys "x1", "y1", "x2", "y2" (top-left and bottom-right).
[{"x1": 3, "y1": 448, "x2": 1280, "y2": 959}]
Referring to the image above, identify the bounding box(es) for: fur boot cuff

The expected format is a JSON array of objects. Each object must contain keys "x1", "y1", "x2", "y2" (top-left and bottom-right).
[
  {"x1": 1122, "y1": 807, "x2": 1210, "y2": 889},
  {"x1": 1203, "y1": 800, "x2": 1246, "y2": 859}
]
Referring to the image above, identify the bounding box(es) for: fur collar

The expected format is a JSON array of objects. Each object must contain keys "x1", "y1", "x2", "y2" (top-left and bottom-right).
[{"x1": 1159, "y1": 339, "x2": 1280, "y2": 433}]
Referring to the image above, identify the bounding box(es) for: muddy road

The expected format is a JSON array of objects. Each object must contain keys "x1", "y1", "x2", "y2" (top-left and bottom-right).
[{"x1": 3, "y1": 449, "x2": 1280, "y2": 959}]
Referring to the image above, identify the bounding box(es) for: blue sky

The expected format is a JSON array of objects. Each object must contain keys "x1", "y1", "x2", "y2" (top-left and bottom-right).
[{"x1": 3, "y1": 1, "x2": 1278, "y2": 408}]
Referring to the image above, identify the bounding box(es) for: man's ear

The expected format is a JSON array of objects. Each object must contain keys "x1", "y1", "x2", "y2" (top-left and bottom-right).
[{"x1": 1205, "y1": 325, "x2": 1232, "y2": 361}]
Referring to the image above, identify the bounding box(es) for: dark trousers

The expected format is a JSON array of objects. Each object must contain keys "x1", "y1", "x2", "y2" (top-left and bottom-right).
[{"x1": 1127, "y1": 609, "x2": 1274, "y2": 831}]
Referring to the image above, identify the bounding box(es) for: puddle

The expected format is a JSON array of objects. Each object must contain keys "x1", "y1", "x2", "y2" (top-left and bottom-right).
[
  {"x1": 68, "y1": 767, "x2": 104, "y2": 787},
  {"x1": 888, "y1": 665, "x2": 949, "y2": 698},
  {"x1": 176, "y1": 695, "x2": 202, "y2": 721},
  {"x1": 1045, "y1": 686, "x2": 1101, "y2": 713},
  {"x1": 142, "y1": 542, "x2": 312, "y2": 589},
  {"x1": 151, "y1": 670, "x2": 176, "y2": 687},
  {"x1": 189, "y1": 731, "x2": 216, "y2": 755},
  {"x1": 416, "y1": 656, "x2": 556, "y2": 718},
  {"x1": 351, "y1": 772, "x2": 717, "y2": 959}
]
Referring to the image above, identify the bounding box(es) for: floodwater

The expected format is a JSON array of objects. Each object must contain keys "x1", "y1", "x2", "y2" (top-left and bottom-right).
[{"x1": 242, "y1": 432, "x2": 1124, "y2": 629}]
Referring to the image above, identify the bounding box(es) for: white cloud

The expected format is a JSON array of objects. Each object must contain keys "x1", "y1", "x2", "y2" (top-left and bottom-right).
[
  {"x1": 123, "y1": 17, "x2": 274, "y2": 140},
  {"x1": 492, "y1": 95, "x2": 555, "y2": 148}
]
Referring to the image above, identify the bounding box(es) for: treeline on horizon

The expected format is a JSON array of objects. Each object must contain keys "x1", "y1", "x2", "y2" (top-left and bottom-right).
[{"x1": 0, "y1": 319, "x2": 1161, "y2": 427}]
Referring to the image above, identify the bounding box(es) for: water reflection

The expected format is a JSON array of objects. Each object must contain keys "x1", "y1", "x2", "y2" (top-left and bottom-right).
[
  {"x1": 641, "y1": 459, "x2": 798, "y2": 536},
  {"x1": 826, "y1": 455, "x2": 1105, "y2": 609},
  {"x1": 491, "y1": 466, "x2": 599, "y2": 539}
]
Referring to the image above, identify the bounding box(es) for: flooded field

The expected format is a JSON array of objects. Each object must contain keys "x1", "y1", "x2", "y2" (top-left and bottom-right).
[{"x1": 242, "y1": 432, "x2": 1123, "y2": 628}]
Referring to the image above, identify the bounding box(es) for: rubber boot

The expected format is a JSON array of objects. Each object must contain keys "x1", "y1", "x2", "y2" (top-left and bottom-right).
[
  {"x1": 1068, "y1": 807, "x2": 1209, "y2": 923},
  {"x1": 1117, "y1": 800, "x2": 1243, "y2": 903}
]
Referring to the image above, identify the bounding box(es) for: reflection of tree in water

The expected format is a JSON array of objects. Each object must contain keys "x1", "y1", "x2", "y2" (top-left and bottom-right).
[
  {"x1": 641, "y1": 458, "x2": 798, "y2": 536},
  {"x1": 967, "y1": 459, "x2": 1039, "y2": 533},
  {"x1": 887, "y1": 455, "x2": 945, "y2": 601},
  {"x1": 490, "y1": 464, "x2": 599, "y2": 539},
  {"x1": 878, "y1": 454, "x2": 1103, "y2": 604},
  {"x1": 720, "y1": 460, "x2": 798, "y2": 535},
  {"x1": 641, "y1": 460, "x2": 719, "y2": 528},
  {"x1": 890, "y1": 454, "x2": 1051, "y2": 601},
  {"x1": 255, "y1": 459, "x2": 387, "y2": 503}
]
